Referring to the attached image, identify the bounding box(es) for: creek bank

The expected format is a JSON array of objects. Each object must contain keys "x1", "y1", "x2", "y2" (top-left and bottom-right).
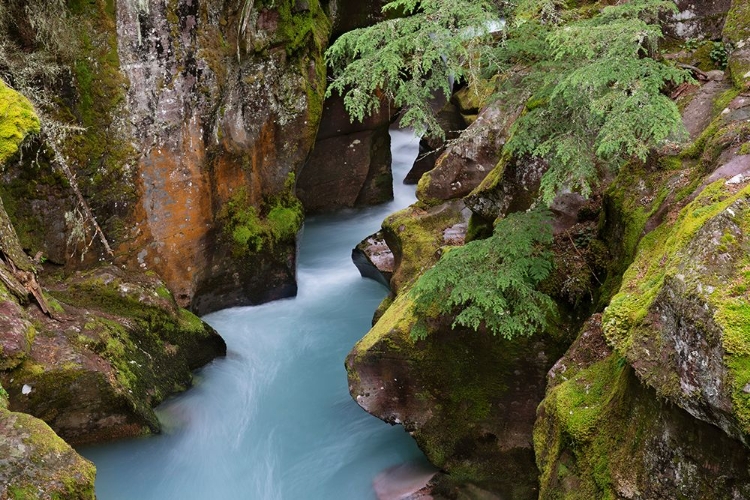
[{"x1": 345, "y1": 1, "x2": 750, "y2": 498}]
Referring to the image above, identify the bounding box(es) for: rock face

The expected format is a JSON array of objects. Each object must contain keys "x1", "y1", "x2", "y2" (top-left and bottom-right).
[
  {"x1": 114, "y1": 0, "x2": 328, "y2": 312},
  {"x1": 725, "y1": 0, "x2": 750, "y2": 89},
  {"x1": 297, "y1": 93, "x2": 393, "y2": 213},
  {"x1": 298, "y1": 0, "x2": 394, "y2": 214},
  {"x1": 663, "y1": 0, "x2": 732, "y2": 41},
  {"x1": 417, "y1": 99, "x2": 522, "y2": 204},
  {"x1": 535, "y1": 318, "x2": 750, "y2": 499},
  {"x1": 604, "y1": 181, "x2": 750, "y2": 443},
  {"x1": 347, "y1": 292, "x2": 570, "y2": 499},
  {"x1": 0, "y1": 0, "x2": 330, "y2": 314},
  {"x1": 1, "y1": 265, "x2": 227, "y2": 445}
]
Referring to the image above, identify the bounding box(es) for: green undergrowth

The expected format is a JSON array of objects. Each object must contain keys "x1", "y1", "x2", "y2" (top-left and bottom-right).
[
  {"x1": 409, "y1": 208, "x2": 555, "y2": 340},
  {"x1": 0, "y1": 81, "x2": 40, "y2": 165}
]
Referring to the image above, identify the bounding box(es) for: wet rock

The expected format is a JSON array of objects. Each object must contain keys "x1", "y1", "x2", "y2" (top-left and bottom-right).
[
  {"x1": 352, "y1": 231, "x2": 394, "y2": 289},
  {"x1": 417, "y1": 99, "x2": 522, "y2": 203},
  {"x1": 347, "y1": 292, "x2": 569, "y2": 499},
  {"x1": 535, "y1": 323, "x2": 750, "y2": 500},
  {"x1": 603, "y1": 182, "x2": 750, "y2": 443},
  {"x1": 298, "y1": 92, "x2": 393, "y2": 213}
]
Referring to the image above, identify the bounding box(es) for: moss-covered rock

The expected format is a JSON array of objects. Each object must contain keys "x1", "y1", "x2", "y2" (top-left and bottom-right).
[
  {"x1": 381, "y1": 200, "x2": 468, "y2": 293},
  {"x1": 0, "y1": 0, "x2": 330, "y2": 312},
  {"x1": 348, "y1": 290, "x2": 571, "y2": 499},
  {"x1": 0, "y1": 407, "x2": 96, "y2": 499},
  {"x1": 416, "y1": 98, "x2": 522, "y2": 204},
  {"x1": 535, "y1": 321, "x2": 750, "y2": 499},
  {"x1": 724, "y1": 0, "x2": 750, "y2": 89},
  {"x1": 603, "y1": 180, "x2": 750, "y2": 442},
  {"x1": 1, "y1": 265, "x2": 226, "y2": 445}
]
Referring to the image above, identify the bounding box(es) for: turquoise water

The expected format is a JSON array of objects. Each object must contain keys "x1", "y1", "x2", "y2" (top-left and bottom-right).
[{"x1": 80, "y1": 129, "x2": 428, "y2": 499}]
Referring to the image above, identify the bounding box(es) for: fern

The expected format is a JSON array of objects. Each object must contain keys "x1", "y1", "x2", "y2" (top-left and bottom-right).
[{"x1": 410, "y1": 208, "x2": 555, "y2": 340}]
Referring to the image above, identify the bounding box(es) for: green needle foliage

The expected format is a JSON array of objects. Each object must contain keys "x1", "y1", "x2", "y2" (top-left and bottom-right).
[
  {"x1": 325, "y1": 0, "x2": 499, "y2": 136},
  {"x1": 410, "y1": 208, "x2": 555, "y2": 340},
  {"x1": 502, "y1": 0, "x2": 691, "y2": 201},
  {"x1": 327, "y1": 0, "x2": 690, "y2": 200},
  {"x1": 328, "y1": 0, "x2": 690, "y2": 340}
]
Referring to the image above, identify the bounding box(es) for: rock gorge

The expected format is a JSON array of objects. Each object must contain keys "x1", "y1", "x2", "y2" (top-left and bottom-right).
[{"x1": 1, "y1": 0, "x2": 750, "y2": 499}]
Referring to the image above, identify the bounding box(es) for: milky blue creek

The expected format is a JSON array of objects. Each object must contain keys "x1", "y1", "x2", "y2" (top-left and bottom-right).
[{"x1": 79, "y1": 128, "x2": 430, "y2": 500}]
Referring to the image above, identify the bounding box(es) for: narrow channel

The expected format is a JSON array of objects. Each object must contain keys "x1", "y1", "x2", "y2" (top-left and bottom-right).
[{"x1": 80, "y1": 129, "x2": 429, "y2": 499}]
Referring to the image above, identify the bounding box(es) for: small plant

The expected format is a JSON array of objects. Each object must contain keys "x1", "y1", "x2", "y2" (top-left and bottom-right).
[
  {"x1": 683, "y1": 38, "x2": 701, "y2": 51},
  {"x1": 710, "y1": 42, "x2": 731, "y2": 70},
  {"x1": 219, "y1": 174, "x2": 303, "y2": 256}
]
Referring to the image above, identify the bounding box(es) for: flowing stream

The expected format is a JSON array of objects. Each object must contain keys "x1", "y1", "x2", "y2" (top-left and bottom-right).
[{"x1": 80, "y1": 129, "x2": 431, "y2": 499}]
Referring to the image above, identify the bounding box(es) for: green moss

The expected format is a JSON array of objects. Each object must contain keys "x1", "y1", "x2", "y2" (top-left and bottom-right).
[
  {"x1": 599, "y1": 159, "x2": 697, "y2": 306},
  {"x1": 723, "y1": 0, "x2": 750, "y2": 45},
  {"x1": 0, "y1": 381, "x2": 8, "y2": 409},
  {"x1": 0, "y1": 81, "x2": 40, "y2": 165},
  {"x1": 64, "y1": 0, "x2": 137, "y2": 234},
  {"x1": 723, "y1": 0, "x2": 750, "y2": 88},
  {"x1": 4, "y1": 408, "x2": 97, "y2": 499},
  {"x1": 535, "y1": 355, "x2": 630, "y2": 499},
  {"x1": 219, "y1": 175, "x2": 304, "y2": 256},
  {"x1": 381, "y1": 200, "x2": 466, "y2": 292},
  {"x1": 261, "y1": 0, "x2": 331, "y2": 56},
  {"x1": 603, "y1": 180, "x2": 750, "y2": 431}
]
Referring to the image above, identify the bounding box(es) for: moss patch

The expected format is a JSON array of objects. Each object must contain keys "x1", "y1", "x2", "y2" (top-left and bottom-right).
[
  {"x1": 219, "y1": 174, "x2": 304, "y2": 256},
  {"x1": 604, "y1": 180, "x2": 750, "y2": 433},
  {"x1": 0, "y1": 81, "x2": 40, "y2": 165},
  {"x1": 1, "y1": 408, "x2": 96, "y2": 499}
]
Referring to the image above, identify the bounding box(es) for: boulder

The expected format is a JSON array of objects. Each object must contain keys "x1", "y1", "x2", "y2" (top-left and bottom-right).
[
  {"x1": 663, "y1": 0, "x2": 732, "y2": 41},
  {"x1": 0, "y1": 406, "x2": 96, "y2": 499},
  {"x1": 724, "y1": 0, "x2": 750, "y2": 89},
  {"x1": 535, "y1": 318, "x2": 750, "y2": 499},
  {"x1": 380, "y1": 200, "x2": 468, "y2": 293},
  {"x1": 1, "y1": 266, "x2": 226, "y2": 445},
  {"x1": 417, "y1": 99, "x2": 522, "y2": 204},
  {"x1": 352, "y1": 231, "x2": 394, "y2": 289},
  {"x1": 603, "y1": 180, "x2": 750, "y2": 443},
  {"x1": 347, "y1": 291, "x2": 570, "y2": 499}
]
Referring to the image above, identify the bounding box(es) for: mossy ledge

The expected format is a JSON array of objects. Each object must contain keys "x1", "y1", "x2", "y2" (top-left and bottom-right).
[{"x1": 2, "y1": 266, "x2": 226, "y2": 446}]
